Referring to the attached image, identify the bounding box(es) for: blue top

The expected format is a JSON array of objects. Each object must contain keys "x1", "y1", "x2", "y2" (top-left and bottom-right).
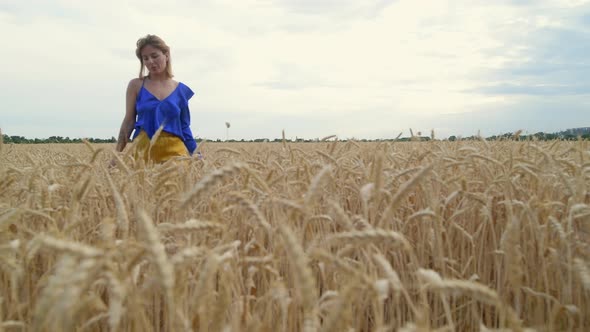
[{"x1": 132, "y1": 81, "x2": 197, "y2": 154}]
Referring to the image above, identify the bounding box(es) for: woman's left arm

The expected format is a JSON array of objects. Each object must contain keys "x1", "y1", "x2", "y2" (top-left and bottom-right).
[{"x1": 180, "y1": 104, "x2": 197, "y2": 155}]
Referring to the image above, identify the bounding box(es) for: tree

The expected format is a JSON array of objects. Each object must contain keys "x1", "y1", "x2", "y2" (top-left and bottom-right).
[{"x1": 10, "y1": 136, "x2": 25, "y2": 143}]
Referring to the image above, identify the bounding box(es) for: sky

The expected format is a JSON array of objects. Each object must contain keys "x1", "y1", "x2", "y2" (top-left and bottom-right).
[{"x1": 1, "y1": 0, "x2": 589, "y2": 140}]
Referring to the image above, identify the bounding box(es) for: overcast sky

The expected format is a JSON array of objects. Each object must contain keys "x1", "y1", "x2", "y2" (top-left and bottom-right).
[{"x1": 1, "y1": 0, "x2": 589, "y2": 140}]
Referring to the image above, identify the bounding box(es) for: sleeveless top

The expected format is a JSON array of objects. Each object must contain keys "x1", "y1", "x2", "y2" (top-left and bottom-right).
[{"x1": 132, "y1": 79, "x2": 197, "y2": 154}]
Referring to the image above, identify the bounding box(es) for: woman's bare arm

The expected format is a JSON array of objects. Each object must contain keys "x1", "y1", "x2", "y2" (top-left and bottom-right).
[{"x1": 115, "y1": 79, "x2": 141, "y2": 152}]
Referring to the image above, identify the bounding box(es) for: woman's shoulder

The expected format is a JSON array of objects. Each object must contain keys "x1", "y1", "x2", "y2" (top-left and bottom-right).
[{"x1": 127, "y1": 78, "x2": 144, "y2": 93}]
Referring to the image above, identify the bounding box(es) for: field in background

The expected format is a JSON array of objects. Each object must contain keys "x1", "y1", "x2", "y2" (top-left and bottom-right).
[{"x1": 0, "y1": 140, "x2": 589, "y2": 331}]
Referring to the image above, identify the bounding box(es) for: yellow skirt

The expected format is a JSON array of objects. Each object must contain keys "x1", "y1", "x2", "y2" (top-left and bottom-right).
[{"x1": 132, "y1": 130, "x2": 189, "y2": 164}]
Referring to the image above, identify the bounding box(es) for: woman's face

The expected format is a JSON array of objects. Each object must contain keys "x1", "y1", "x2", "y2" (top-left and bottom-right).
[{"x1": 141, "y1": 45, "x2": 168, "y2": 76}]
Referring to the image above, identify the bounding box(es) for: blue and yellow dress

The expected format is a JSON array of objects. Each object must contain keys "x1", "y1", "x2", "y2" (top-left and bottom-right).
[{"x1": 131, "y1": 80, "x2": 197, "y2": 163}]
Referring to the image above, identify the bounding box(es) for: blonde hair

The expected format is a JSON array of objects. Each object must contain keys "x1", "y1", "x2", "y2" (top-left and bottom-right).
[{"x1": 135, "y1": 34, "x2": 174, "y2": 79}]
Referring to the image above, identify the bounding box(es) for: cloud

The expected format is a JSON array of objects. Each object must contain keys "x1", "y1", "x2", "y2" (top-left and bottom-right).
[
  {"x1": 449, "y1": 0, "x2": 590, "y2": 101},
  {"x1": 1, "y1": 0, "x2": 589, "y2": 140},
  {"x1": 251, "y1": 63, "x2": 336, "y2": 90},
  {"x1": 274, "y1": 0, "x2": 396, "y2": 18},
  {"x1": 433, "y1": 99, "x2": 590, "y2": 137},
  {"x1": 0, "y1": 0, "x2": 77, "y2": 21},
  {"x1": 473, "y1": 84, "x2": 589, "y2": 96}
]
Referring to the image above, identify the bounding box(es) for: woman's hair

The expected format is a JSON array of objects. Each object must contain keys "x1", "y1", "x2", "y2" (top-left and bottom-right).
[{"x1": 135, "y1": 34, "x2": 173, "y2": 79}]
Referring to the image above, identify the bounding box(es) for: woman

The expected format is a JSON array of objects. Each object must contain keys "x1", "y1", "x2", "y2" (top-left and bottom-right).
[{"x1": 115, "y1": 34, "x2": 197, "y2": 164}]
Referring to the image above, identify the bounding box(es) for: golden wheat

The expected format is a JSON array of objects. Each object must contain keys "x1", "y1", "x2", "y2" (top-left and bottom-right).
[{"x1": 0, "y1": 140, "x2": 588, "y2": 331}]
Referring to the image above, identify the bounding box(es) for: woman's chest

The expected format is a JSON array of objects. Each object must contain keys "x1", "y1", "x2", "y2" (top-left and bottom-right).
[{"x1": 137, "y1": 98, "x2": 181, "y2": 119}]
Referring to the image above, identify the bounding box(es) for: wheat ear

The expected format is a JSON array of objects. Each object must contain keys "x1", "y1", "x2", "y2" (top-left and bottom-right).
[
  {"x1": 180, "y1": 162, "x2": 246, "y2": 208},
  {"x1": 324, "y1": 228, "x2": 410, "y2": 250},
  {"x1": 157, "y1": 219, "x2": 225, "y2": 233},
  {"x1": 105, "y1": 169, "x2": 129, "y2": 238},
  {"x1": 278, "y1": 222, "x2": 318, "y2": 332},
  {"x1": 136, "y1": 209, "x2": 175, "y2": 330},
  {"x1": 378, "y1": 164, "x2": 433, "y2": 227},
  {"x1": 304, "y1": 165, "x2": 332, "y2": 208}
]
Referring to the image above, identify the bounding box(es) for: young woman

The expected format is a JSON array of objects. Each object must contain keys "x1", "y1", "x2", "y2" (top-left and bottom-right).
[{"x1": 115, "y1": 34, "x2": 197, "y2": 164}]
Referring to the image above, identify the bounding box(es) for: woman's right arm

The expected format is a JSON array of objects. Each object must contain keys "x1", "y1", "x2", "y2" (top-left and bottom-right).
[{"x1": 115, "y1": 79, "x2": 141, "y2": 152}]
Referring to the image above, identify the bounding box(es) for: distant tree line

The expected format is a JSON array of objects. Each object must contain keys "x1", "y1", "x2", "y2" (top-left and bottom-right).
[
  {"x1": 1, "y1": 135, "x2": 116, "y2": 144},
  {"x1": 2, "y1": 127, "x2": 589, "y2": 144},
  {"x1": 217, "y1": 137, "x2": 434, "y2": 143},
  {"x1": 452, "y1": 128, "x2": 590, "y2": 142},
  {"x1": 210, "y1": 128, "x2": 590, "y2": 142}
]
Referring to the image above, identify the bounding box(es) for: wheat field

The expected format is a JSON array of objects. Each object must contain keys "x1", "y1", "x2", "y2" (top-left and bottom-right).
[{"x1": 0, "y1": 138, "x2": 589, "y2": 332}]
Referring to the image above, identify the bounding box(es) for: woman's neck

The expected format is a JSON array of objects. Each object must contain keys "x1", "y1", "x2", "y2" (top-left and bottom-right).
[{"x1": 147, "y1": 72, "x2": 168, "y2": 82}]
